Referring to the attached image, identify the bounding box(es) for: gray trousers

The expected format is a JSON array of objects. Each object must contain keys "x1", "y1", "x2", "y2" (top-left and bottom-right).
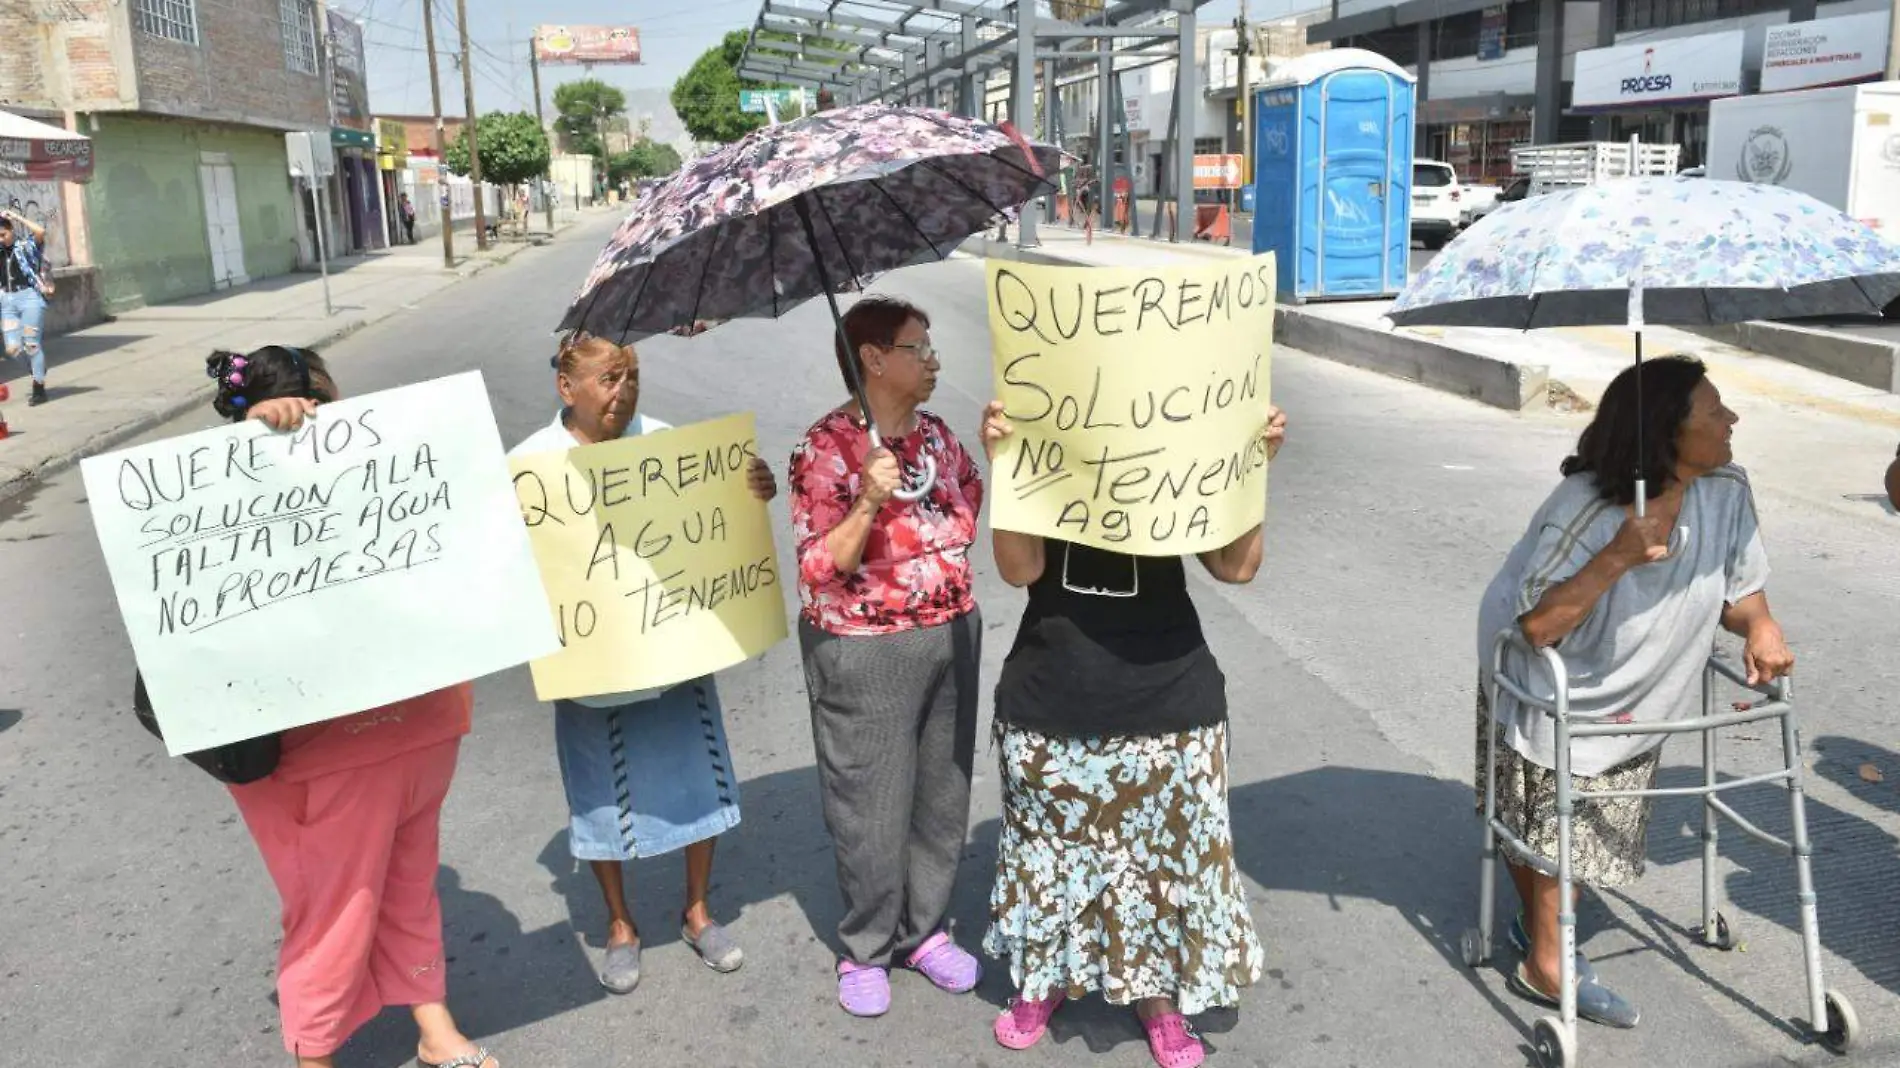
[{"x1": 799, "y1": 609, "x2": 981, "y2": 968}]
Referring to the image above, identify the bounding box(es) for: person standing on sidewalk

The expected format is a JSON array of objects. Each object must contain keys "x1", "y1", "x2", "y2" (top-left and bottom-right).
[
  {"x1": 1, "y1": 208, "x2": 53, "y2": 406},
  {"x1": 1476, "y1": 356, "x2": 1793, "y2": 1031},
  {"x1": 979, "y1": 403, "x2": 1286, "y2": 1068},
  {"x1": 509, "y1": 333, "x2": 774, "y2": 993},
  {"x1": 210, "y1": 344, "x2": 499, "y2": 1068},
  {"x1": 788, "y1": 296, "x2": 987, "y2": 1018},
  {"x1": 400, "y1": 194, "x2": 418, "y2": 244}
]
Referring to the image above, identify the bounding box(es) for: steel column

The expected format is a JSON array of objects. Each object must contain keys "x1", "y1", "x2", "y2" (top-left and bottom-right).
[
  {"x1": 1013, "y1": 0, "x2": 1039, "y2": 246},
  {"x1": 1173, "y1": 0, "x2": 1196, "y2": 241}
]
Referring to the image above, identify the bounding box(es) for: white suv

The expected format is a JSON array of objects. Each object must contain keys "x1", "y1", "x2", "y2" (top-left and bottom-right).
[{"x1": 1410, "y1": 160, "x2": 1465, "y2": 250}]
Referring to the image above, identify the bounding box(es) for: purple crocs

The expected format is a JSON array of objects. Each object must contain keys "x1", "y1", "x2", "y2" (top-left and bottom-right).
[
  {"x1": 906, "y1": 932, "x2": 982, "y2": 994},
  {"x1": 838, "y1": 959, "x2": 892, "y2": 1017}
]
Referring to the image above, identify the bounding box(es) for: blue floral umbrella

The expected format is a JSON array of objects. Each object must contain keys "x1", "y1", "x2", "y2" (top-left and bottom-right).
[
  {"x1": 1388, "y1": 176, "x2": 1900, "y2": 329},
  {"x1": 1388, "y1": 176, "x2": 1900, "y2": 512}
]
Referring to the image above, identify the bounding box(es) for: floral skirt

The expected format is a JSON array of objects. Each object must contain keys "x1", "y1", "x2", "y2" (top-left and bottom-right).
[
  {"x1": 1473, "y1": 681, "x2": 1661, "y2": 888},
  {"x1": 982, "y1": 723, "x2": 1263, "y2": 1015}
]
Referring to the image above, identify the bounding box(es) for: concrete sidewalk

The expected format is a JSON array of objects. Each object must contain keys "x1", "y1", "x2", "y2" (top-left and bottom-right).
[
  {"x1": 0, "y1": 206, "x2": 611, "y2": 502},
  {"x1": 968, "y1": 225, "x2": 1900, "y2": 518}
]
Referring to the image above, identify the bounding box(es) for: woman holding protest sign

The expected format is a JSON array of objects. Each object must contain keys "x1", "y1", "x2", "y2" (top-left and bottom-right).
[
  {"x1": 977, "y1": 399, "x2": 1287, "y2": 1068},
  {"x1": 212, "y1": 344, "x2": 498, "y2": 1068},
  {"x1": 788, "y1": 296, "x2": 988, "y2": 1019},
  {"x1": 509, "y1": 332, "x2": 777, "y2": 995}
]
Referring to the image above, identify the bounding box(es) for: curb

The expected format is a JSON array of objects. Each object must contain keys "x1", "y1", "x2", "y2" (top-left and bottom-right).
[
  {"x1": 0, "y1": 216, "x2": 594, "y2": 505},
  {"x1": 966, "y1": 236, "x2": 1549, "y2": 411},
  {"x1": 1693, "y1": 321, "x2": 1900, "y2": 393},
  {"x1": 0, "y1": 315, "x2": 373, "y2": 506}
]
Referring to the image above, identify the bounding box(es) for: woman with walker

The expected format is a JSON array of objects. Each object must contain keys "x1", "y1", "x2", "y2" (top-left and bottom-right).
[{"x1": 1475, "y1": 356, "x2": 1792, "y2": 1031}]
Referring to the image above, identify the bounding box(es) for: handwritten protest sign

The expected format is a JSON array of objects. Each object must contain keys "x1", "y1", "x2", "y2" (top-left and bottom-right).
[
  {"x1": 508, "y1": 412, "x2": 788, "y2": 701},
  {"x1": 987, "y1": 253, "x2": 1276, "y2": 555},
  {"x1": 80, "y1": 371, "x2": 559, "y2": 756}
]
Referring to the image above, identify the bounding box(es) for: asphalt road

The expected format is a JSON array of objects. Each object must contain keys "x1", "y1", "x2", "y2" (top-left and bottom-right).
[{"x1": 2, "y1": 211, "x2": 1897, "y2": 1068}]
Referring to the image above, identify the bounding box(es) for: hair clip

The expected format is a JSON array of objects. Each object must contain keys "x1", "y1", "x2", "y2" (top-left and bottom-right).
[
  {"x1": 230, "y1": 357, "x2": 247, "y2": 370},
  {"x1": 231, "y1": 396, "x2": 248, "y2": 408},
  {"x1": 227, "y1": 373, "x2": 245, "y2": 386}
]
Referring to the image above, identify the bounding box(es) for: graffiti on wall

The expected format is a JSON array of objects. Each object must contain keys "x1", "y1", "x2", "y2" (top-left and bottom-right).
[{"x1": 0, "y1": 179, "x2": 72, "y2": 269}]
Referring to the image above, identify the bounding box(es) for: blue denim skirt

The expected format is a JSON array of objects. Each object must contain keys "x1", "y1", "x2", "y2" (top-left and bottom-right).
[{"x1": 554, "y1": 677, "x2": 741, "y2": 861}]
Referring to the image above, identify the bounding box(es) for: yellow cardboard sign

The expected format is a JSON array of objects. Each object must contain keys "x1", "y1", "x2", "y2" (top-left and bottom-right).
[
  {"x1": 987, "y1": 253, "x2": 1276, "y2": 556},
  {"x1": 508, "y1": 412, "x2": 788, "y2": 700}
]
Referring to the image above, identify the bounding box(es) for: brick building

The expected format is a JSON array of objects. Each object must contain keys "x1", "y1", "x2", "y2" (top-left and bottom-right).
[{"x1": 3, "y1": 0, "x2": 340, "y2": 317}]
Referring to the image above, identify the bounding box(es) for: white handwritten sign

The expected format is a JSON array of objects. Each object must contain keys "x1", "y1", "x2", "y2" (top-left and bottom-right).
[{"x1": 81, "y1": 371, "x2": 558, "y2": 755}]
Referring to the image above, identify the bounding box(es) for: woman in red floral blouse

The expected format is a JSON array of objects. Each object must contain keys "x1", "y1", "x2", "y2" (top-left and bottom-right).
[{"x1": 789, "y1": 295, "x2": 990, "y2": 1020}]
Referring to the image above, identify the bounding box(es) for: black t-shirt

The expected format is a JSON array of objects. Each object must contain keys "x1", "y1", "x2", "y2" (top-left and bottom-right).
[
  {"x1": 0, "y1": 242, "x2": 28, "y2": 291},
  {"x1": 993, "y1": 540, "x2": 1226, "y2": 740}
]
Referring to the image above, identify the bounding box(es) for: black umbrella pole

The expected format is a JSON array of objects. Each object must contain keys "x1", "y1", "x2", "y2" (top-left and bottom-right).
[{"x1": 792, "y1": 194, "x2": 883, "y2": 448}]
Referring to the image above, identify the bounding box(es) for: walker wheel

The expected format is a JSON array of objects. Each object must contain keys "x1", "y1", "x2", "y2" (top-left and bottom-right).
[
  {"x1": 1461, "y1": 928, "x2": 1489, "y2": 967},
  {"x1": 1533, "y1": 1016, "x2": 1576, "y2": 1068},
  {"x1": 1700, "y1": 912, "x2": 1737, "y2": 951},
  {"x1": 1820, "y1": 990, "x2": 1859, "y2": 1055}
]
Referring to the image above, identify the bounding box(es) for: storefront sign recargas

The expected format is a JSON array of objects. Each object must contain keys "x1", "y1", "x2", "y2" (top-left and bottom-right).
[{"x1": 1572, "y1": 30, "x2": 1746, "y2": 110}]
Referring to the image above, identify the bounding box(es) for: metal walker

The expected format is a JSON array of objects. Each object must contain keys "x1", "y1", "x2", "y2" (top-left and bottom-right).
[{"x1": 1465, "y1": 629, "x2": 1860, "y2": 1068}]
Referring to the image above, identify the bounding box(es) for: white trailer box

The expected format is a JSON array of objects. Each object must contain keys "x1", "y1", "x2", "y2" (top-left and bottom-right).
[{"x1": 1708, "y1": 81, "x2": 1900, "y2": 238}]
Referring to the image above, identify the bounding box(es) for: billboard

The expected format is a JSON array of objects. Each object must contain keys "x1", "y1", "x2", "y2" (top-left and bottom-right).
[
  {"x1": 1761, "y1": 12, "x2": 1892, "y2": 94},
  {"x1": 534, "y1": 25, "x2": 641, "y2": 65},
  {"x1": 327, "y1": 11, "x2": 370, "y2": 129},
  {"x1": 1193, "y1": 154, "x2": 1243, "y2": 189}
]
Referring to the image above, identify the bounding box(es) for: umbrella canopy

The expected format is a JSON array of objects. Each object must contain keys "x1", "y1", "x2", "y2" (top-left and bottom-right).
[
  {"x1": 0, "y1": 110, "x2": 94, "y2": 183},
  {"x1": 559, "y1": 103, "x2": 1063, "y2": 340},
  {"x1": 1387, "y1": 177, "x2": 1900, "y2": 329}
]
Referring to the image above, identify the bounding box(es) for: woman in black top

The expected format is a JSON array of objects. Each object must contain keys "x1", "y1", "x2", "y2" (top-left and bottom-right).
[{"x1": 977, "y1": 400, "x2": 1287, "y2": 1068}]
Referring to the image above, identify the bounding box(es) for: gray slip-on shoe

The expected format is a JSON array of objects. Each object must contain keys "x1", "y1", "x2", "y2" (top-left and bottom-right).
[
  {"x1": 682, "y1": 922, "x2": 745, "y2": 973},
  {"x1": 1508, "y1": 961, "x2": 1640, "y2": 1029},
  {"x1": 599, "y1": 942, "x2": 642, "y2": 994}
]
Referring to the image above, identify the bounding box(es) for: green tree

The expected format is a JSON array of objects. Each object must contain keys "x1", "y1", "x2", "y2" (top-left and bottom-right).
[
  {"x1": 553, "y1": 78, "x2": 627, "y2": 158},
  {"x1": 607, "y1": 138, "x2": 684, "y2": 183},
  {"x1": 673, "y1": 30, "x2": 809, "y2": 144},
  {"x1": 443, "y1": 111, "x2": 551, "y2": 186}
]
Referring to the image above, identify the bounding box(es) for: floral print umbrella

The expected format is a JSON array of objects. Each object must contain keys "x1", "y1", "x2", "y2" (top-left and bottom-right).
[
  {"x1": 558, "y1": 103, "x2": 1064, "y2": 340},
  {"x1": 1388, "y1": 177, "x2": 1900, "y2": 329},
  {"x1": 1388, "y1": 176, "x2": 1900, "y2": 517}
]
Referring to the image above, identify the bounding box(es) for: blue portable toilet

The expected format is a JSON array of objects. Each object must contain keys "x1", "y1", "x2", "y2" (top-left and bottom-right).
[{"x1": 1251, "y1": 49, "x2": 1415, "y2": 302}]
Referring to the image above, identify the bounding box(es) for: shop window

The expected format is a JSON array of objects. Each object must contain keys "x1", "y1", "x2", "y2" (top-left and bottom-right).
[{"x1": 134, "y1": 0, "x2": 199, "y2": 45}]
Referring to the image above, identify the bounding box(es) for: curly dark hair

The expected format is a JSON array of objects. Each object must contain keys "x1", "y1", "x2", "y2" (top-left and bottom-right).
[
  {"x1": 206, "y1": 345, "x2": 337, "y2": 422},
  {"x1": 1561, "y1": 355, "x2": 1708, "y2": 506}
]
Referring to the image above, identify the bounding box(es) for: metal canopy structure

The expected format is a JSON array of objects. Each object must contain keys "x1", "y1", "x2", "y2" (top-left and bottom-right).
[{"x1": 736, "y1": 0, "x2": 1217, "y2": 247}]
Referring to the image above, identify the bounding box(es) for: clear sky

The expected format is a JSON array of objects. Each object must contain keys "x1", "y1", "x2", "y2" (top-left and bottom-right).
[{"x1": 337, "y1": 0, "x2": 1306, "y2": 120}]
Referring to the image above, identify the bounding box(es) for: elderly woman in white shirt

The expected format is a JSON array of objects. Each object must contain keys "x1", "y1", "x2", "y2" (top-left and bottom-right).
[
  {"x1": 509, "y1": 333, "x2": 776, "y2": 995},
  {"x1": 1477, "y1": 355, "x2": 1793, "y2": 1030}
]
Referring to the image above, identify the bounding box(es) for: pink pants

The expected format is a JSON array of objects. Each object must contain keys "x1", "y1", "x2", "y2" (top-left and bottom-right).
[{"x1": 230, "y1": 739, "x2": 461, "y2": 1057}]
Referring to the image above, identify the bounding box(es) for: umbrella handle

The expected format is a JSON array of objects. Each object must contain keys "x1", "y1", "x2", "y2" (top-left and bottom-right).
[
  {"x1": 867, "y1": 424, "x2": 940, "y2": 502},
  {"x1": 1634, "y1": 479, "x2": 1647, "y2": 520}
]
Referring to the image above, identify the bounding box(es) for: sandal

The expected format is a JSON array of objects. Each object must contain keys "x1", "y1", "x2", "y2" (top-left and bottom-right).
[
  {"x1": 837, "y1": 959, "x2": 891, "y2": 1018},
  {"x1": 994, "y1": 992, "x2": 1065, "y2": 1050},
  {"x1": 1140, "y1": 1012, "x2": 1205, "y2": 1068},
  {"x1": 417, "y1": 1048, "x2": 496, "y2": 1068},
  {"x1": 906, "y1": 931, "x2": 981, "y2": 994},
  {"x1": 1507, "y1": 961, "x2": 1640, "y2": 1029}
]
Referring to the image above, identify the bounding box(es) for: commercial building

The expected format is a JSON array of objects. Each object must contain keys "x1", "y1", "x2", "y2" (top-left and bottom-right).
[
  {"x1": 1309, "y1": 0, "x2": 1894, "y2": 177},
  {"x1": 1, "y1": 0, "x2": 382, "y2": 320}
]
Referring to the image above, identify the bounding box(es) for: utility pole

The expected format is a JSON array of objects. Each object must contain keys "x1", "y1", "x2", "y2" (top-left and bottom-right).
[
  {"x1": 1235, "y1": 0, "x2": 1251, "y2": 211},
  {"x1": 456, "y1": 0, "x2": 488, "y2": 250},
  {"x1": 421, "y1": 0, "x2": 454, "y2": 268},
  {"x1": 529, "y1": 36, "x2": 555, "y2": 233}
]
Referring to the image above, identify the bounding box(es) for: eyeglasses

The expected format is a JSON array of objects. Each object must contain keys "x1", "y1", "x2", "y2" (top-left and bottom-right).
[{"x1": 886, "y1": 340, "x2": 939, "y2": 363}]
